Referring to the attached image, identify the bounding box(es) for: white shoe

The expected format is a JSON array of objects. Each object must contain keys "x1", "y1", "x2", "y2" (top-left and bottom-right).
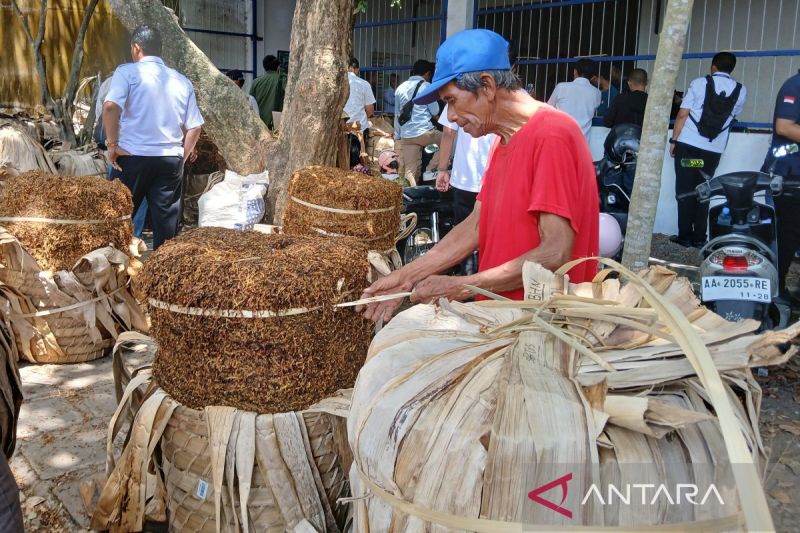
[{"x1": 422, "y1": 170, "x2": 437, "y2": 182}]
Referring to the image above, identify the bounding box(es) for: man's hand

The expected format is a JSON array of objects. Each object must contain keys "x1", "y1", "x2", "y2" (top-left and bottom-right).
[
  {"x1": 410, "y1": 275, "x2": 471, "y2": 304},
  {"x1": 435, "y1": 169, "x2": 451, "y2": 192},
  {"x1": 186, "y1": 148, "x2": 198, "y2": 163},
  {"x1": 670, "y1": 142, "x2": 677, "y2": 158},
  {"x1": 356, "y1": 270, "x2": 414, "y2": 322},
  {"x1": 107, "y1": 145, "x2": 131, "y2": 171}
]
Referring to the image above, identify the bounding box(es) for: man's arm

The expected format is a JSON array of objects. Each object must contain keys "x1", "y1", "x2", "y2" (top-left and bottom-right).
[
  {"x1": 183, "y1": 127, "x2": 202, "y2": 162},
  {"x1": 411, "y1": 212, "x2": 574, "y2": 302},
  {"x1": 365, "y1": 104, "x2": 375, "y2": 118},
  {"x1": 102, "y1": 101, "x2": 124, "y2": 170},
  {"x1": 436, "y1": 126, "x2": 457, "y2": 192},
  {"x1": 670, "y1": 108, "x2": 690, "y2": 156},
  {"x1": 775, "y1": 118, "x2": 800, "y2": 143}
]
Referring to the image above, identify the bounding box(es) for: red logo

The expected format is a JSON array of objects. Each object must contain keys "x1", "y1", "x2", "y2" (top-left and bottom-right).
[
  {"x1": 785, "y1": 96, "x2": 796, "y2": 104},
  {"x1": 527, "y1": 473, "x2": 573, "y2": 519}
]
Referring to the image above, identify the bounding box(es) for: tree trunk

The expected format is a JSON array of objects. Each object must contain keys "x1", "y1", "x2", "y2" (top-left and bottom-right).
[
  {"x1": 265, "y1": 0, "x2": 354, "y2": 223},
  {"x1": 107, "y1": 0, "x2": 274, "y2": 176},
  {"x1": 621, "y1": 0, "x2": 694, "y2": 271},
  {"x1": 59, "y1": 0, "x2": 101, "y2": 147}
]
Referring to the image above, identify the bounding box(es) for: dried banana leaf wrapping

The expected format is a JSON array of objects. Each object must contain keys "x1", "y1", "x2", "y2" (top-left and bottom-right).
[
  {"x1": 349, "y1": 263, "x2": 794, "y2": 531},
  {"x1": 92, "y1": 336, "x2": 352, "y2": 533},
  {"x1": 0, "y1": 226, "x2": 146, "y2": 364}
]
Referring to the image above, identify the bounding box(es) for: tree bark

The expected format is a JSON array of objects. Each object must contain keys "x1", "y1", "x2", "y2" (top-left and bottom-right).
[
  {"x1": 11, "y1": 0, "x2": 52, "y2": 110},
  {"x1": 264, "y1": 0, "x2": 354, "y2": 223},
  {"x1": 621, "y1": 0, "x2": 694, "y2": 271},
  {"x1": 107, "y1": 0, "x2": 274, "y2": 176},
  {"x1": 59, "y1": 0, "x2": 101, "y2": 146}
]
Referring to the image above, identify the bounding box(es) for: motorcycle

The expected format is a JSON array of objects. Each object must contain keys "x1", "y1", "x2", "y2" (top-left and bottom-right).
[
  {"x1": 679, "y1": 144, "x2": 799, "y2": 330},
  {"x1": 396, "y1": 144, "x2": 456, "y2": 265},
  {"x1": 596, "y1": 124, "x2": 641, "y2": 236}
]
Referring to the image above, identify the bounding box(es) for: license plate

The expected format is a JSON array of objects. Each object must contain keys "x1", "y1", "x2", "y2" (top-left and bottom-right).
[{"x1": 701, "y1": 276, "x2": 771, "y2": 303}]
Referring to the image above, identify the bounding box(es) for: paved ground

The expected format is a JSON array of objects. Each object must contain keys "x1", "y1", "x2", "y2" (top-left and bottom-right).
[{"x1": 11, "y1": 352, "x2": 152, "y2": 532}]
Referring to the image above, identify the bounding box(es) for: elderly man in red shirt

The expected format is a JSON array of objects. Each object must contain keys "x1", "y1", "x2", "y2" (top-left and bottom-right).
[{"x1": 358, "y1": 29, "x2": 599, "y2": 322}]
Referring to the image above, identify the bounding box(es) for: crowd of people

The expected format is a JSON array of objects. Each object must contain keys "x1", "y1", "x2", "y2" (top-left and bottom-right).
[{"x1": 93, "y1": 22, "x2": 800, "y2": 310}]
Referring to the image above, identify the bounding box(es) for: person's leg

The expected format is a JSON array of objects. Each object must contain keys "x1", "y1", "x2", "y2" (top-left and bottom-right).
[
  {"x1": 452, "y1": 186, "x2": 478, "y2": 226},
  {"x1": 110, "y1": 156, "x2": 150, "y2": 226},
  {"x1": 775, "y1": 194, "x2": 800, "y2": 298},
  {"x1": 691, "y1": 148, "x2": 722, "y2": 245},
  {"x1": 0, "y1": 455, "x2": 23, "y2": 533},
  {"x1": 673, "y1": 142, "x2": 698, "y2": 243},
  {"x1": 132, "y1": 199, "x2": 148, "y2": 238},
  {"x1": 421, "y1": 129, "x2": 443, "y2": 173},
  {"x1": 452, "y1": 187, "x2": 479, "y2": 275},
  {"x1": 145, "y1": 156, "x2": 184, "y2": 249},
  {"x1": 401, "y1": 137, "x2": 423, "y2": 186}
]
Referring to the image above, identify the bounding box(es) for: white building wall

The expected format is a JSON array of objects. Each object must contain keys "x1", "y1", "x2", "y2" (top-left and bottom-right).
[
  {"x1": 180, "y1": 0, "x2": 250, "y2": 78},
  {"x1": 257, "y1": 0, "x2": 295, "y2": 78}
]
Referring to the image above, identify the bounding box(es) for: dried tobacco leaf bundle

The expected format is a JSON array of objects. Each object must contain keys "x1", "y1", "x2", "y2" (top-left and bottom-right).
[
  {"x1": 0, "y1": 172, "x2": 133, "y2": 271},
  {"x1": 140, "y1": 227, "x2": 372, "y2": 413},
  {"x1": 282, "y1": 165, "x2": 403, "y2": 251}
]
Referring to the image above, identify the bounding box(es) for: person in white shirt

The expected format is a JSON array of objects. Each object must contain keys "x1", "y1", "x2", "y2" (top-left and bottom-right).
[
  {"x1": 383, "y1": 73, "x2": 398, "y2": 116},
  {"x1": 395, "y1": 60, "x2": 441, "y2": 186},
  {"x1": 670, "y1": 51, "x2": 747, "y2": 247},
  {"x1": 225, "y1": 69, "x2": 260, "y2": 115},
  {"x1": 547, "y1": 58, "x2": 602, "y2": 138},
  {"x1": 343, "y1": 57, "x2": 376, "y2": 134},
  {"x1": 103, "y1": 25, "x2": 204, "y2": 249}
]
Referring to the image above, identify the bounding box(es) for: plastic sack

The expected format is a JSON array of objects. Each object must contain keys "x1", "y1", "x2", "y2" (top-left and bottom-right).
[{"x1": 198, "y1": 169, "x2": 269, "y2": 230}]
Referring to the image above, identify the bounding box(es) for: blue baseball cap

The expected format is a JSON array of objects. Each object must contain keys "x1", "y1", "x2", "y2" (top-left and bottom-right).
[{"x1": 414, "y1": 29, "x2": 511, "y2": 105}]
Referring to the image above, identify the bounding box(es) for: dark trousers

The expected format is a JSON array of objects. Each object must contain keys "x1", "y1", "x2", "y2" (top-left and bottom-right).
[
  {"x1": 674, "y1": 142, "x2": 722, "y2": 243},
  {"x1": 775, "y1": 194, "x2": 800, "y2": 296},
  {"x1": 111, "y1": 155, "x2": 184, "y2": 249},
  {"x1": 452, "y1": 187, "x2": 478, "y2": 225},
  {"x1": 453, "y1": 187, "x2": 479, "y2": 275},
  {"x1": 0, "y1": 455, "x2": 23, "y2": 533}
]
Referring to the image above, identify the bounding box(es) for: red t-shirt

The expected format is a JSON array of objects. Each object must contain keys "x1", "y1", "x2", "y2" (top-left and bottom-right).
[{"x1": 476, "y1": 106, "x2": 599, "y2": 300}]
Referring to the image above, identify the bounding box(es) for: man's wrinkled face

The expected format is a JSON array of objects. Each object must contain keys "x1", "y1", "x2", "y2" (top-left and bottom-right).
[{"x1": 438, "y1": 79, "x2": 494, "y2": 138}]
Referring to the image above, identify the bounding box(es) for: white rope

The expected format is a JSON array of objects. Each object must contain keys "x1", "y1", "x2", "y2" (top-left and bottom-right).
[
  {"x1": 290, "y1": 196, "x2": 395, "y2": 215},
  {"x1": 10, "y1": 287, "x2": 124, "y2": 318},
  {"x1": 147, "y1": 291, "x2": 414, "y2": 318},
  {"x1": 0, "y1": 214, "x2": 131, "y2": 225}
]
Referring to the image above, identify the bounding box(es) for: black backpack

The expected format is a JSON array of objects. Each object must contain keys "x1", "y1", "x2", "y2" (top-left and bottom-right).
[
  {"x1": 397, "y1": 80, "x2": 425, "y2": 127},
  {"x1": 690, "y1": 75, "x2": 742, "y2": 141}
]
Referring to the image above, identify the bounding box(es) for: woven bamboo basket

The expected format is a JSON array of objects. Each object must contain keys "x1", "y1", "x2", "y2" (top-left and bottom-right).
[
  {"x1": 349, "y1": 261, "x2": 798, "y2": 532},
  {"x1": 92, "y1": 335, "x2": 353, "y2": 533},
  {"x1": 0, "y1": 227, "x2": 146, "y2": 363}
]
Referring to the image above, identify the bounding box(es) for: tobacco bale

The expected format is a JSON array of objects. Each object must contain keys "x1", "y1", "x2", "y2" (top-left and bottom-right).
[
  {"x1": 187, "y1": 130, "x2": 227, "y2": 175},
  {"x1": 0, "y1": 172, "x2": 133, "y2": 271},
  {"x1": 140, "y1": 227, "x2": 372, "y2": 413},
  {"x1": 283, "y1": 165, "x2": 403, "y2": 251}
]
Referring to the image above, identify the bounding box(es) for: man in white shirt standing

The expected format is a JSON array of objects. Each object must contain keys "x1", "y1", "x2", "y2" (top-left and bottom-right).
[
  {"x1": 548, "y1": 58, "x2": 602, "y2": 138},
  {"x1": 343, "y1": 58, "x2": 376, "y2": 136},
  {"x1": 670, "y1": 51, "x2": 747, "y2": 247},
  {"x1": 103, "y1": 25, "x2": 204, "y2": 249},
  {"x1": 395, "y1": 60, "x2": 441, "y2": 186}
]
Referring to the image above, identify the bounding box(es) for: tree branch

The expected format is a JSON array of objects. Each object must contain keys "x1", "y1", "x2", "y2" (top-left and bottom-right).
[
  {"x1": 61, "y1": 0, "x2": 101, "y2": 144},
  {"x1": 10, "y1": 0, "x2": 35, "y2": 45}
]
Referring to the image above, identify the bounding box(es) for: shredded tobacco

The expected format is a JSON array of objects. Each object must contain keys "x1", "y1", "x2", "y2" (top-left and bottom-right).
[
  {"x1": 0, "y1": 172, "x2": 133, "y2": 271},
  {"x1": 282, "y1": 165, "x2": 403, "y2": 251},
  {"x1": 140, "y1": 227, "x2": 372, "y2": 413}
]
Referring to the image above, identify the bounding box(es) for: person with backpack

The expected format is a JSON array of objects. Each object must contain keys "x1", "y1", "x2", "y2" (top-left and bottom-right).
[
  {"x1": 394, "y1": 60, "x2": 441, "y2": 186},
  {"x1": 669, "y1": 51, "x2": 747, "y2": 248}
]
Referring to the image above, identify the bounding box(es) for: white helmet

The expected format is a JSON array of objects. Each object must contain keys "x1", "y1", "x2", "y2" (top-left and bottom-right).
[{"x1": 598, "y1": 213, "x2": 624, "y2": 257}]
